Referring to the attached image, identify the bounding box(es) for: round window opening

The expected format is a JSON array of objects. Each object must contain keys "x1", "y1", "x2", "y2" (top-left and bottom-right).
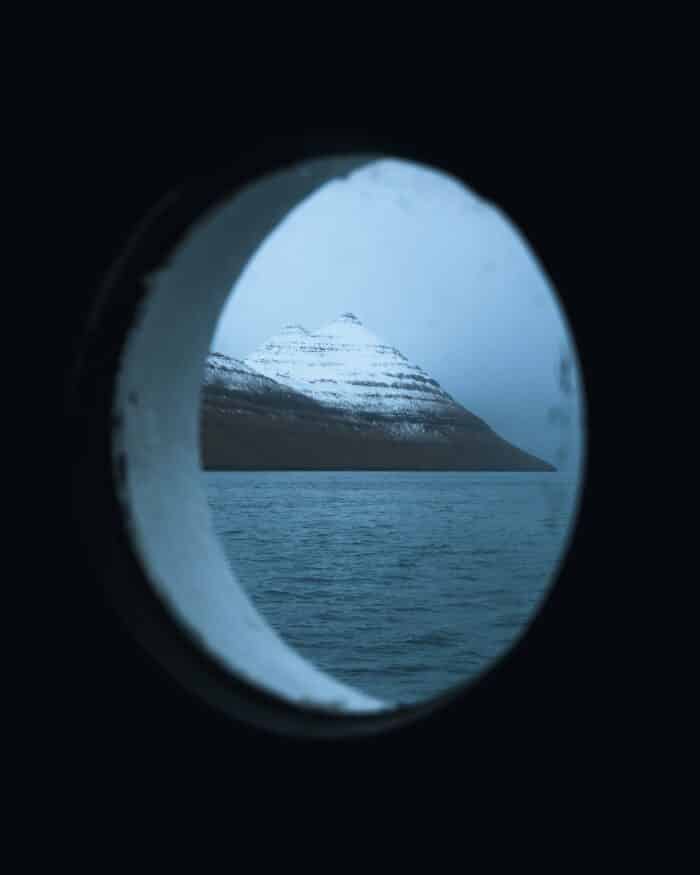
[{"x1": 113, "y1": 153, "x2": 586, "y2": 730}]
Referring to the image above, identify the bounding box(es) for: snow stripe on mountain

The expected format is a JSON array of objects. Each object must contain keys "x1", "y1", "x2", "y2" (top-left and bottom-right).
[
  {"x1": 204, "y1": 352, "x2": 283, "y2": 393},
  {"x1": 244, "y1": 313, "x2": 462, "y2": 418}
]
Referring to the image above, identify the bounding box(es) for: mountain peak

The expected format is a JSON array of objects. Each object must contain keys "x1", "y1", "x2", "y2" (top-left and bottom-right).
[
  {"x1": 338, "y1": 312, "x2": 362, "y2": 325},
  {"x1": 245, "y1": 314, "x2": 461, "y2": 418}
]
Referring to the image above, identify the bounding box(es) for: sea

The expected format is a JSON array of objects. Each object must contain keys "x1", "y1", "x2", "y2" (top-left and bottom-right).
[{"x1": 203, "y1": 470, "x2": 580, "y2": 705}]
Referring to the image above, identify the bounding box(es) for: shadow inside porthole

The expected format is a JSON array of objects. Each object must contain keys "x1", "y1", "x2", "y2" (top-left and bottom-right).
[{"x1": 110, "y1": 150, "x2": 586, "y2": 736}]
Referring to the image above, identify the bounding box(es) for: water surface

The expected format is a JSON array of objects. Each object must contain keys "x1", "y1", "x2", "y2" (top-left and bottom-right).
[{"x1": 204, "y1": 470, "x2": 578, "y2": 704}]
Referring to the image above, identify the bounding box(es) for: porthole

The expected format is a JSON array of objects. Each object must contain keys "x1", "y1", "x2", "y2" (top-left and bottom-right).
[{"x1": 93, "y1": 149, "x2": 586, "y2": 737}]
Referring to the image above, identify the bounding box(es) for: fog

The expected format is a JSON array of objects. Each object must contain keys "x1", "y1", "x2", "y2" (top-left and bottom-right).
[{"x1": 212, "y1": 159, "x2": 583, "y2": 469}]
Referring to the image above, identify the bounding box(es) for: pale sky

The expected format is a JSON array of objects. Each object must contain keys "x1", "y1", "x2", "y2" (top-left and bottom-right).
[{"x1": 212, "y1": 158, "x2": 584, "y2": 469}]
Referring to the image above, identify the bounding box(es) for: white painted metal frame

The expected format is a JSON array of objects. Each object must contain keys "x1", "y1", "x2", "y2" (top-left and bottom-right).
[{"x1": 113, "y1": 155, "x2": 391, "y2": 715}]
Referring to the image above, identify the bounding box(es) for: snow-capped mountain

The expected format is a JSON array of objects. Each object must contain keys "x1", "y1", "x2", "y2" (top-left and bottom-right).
[
  {"x1": 205, "y1": 351, "x2": 294, "y2": 397},
  {"x1": 206, "y1": 352, "x2": 271, "y2": 389},
  {"x1": 200, "y1": 323, "x2": 555, "y2": 471},
  {"x1": 244, "y1": 312, "x2": 468, "y2": 422},
  {"x1": 203, "y1": 350, "x2": 327, "y2": 416}
]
